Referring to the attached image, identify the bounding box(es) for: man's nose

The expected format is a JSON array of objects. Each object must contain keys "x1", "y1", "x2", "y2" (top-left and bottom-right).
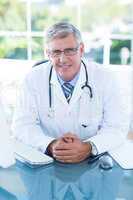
[{"x1": 59, "y1": 52, "x2": 67, "y2": 62}]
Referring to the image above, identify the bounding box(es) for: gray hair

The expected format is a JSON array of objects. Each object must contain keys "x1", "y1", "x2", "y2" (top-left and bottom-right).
[{"x1": 45, "y1": 22, "x2": 82, "y2": 44}]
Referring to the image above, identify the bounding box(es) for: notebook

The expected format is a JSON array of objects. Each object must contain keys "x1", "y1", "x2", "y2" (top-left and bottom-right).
[
  {"x1": 109, "y1": 140, "x2": 133, "y2": 169},
  {"x1": 14, "y1": 139, "x2": 53, "y2": 167}
]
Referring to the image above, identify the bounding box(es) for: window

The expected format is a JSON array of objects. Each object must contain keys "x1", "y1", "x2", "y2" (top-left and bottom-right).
[{"x1": 0, "y1": 0, "x2": 133, "y2": 64}]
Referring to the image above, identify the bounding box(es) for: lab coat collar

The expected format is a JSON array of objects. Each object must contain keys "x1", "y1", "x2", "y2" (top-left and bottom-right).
[
  {"x1": 50, "y1": 61, "x2": 86, "y2": 86},
  {"x1": 70, "y1": 61, "x2": 88, "y2": 106},
  {"x1": 50, "y1": 66, "x2": 59, "y2": 85},
  {"x1": 50, "y1": 66, "x2": 68, "y2": 105},
  {"x1": 77, "y1": 60, "x2": 87, "y2": 85},
  {"x1": 49, "y1": 61, "x2": 89, "y2": 106}
]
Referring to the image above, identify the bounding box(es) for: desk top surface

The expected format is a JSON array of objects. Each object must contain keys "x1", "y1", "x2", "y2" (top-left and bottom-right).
[{"x1": 0, "y1": 157, "x2": 133, "y2": 200}]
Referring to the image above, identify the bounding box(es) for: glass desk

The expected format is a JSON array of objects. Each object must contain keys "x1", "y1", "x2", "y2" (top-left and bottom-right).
[{"x1": 0, "y1": 156, "x2": 133, "y2": 200}]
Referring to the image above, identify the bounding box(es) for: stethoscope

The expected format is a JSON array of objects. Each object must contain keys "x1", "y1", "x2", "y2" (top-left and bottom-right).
[{"x1": 48, "y1": 60, "x2": 93, "y2": 111}]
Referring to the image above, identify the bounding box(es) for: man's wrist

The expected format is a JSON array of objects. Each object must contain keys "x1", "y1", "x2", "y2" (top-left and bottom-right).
[
  {"x1": 45, "y1": 139, "x2": 57, "y2": 157},
  {"x1": 89, "y1": 141, "x2": 98, "y2": 156}
]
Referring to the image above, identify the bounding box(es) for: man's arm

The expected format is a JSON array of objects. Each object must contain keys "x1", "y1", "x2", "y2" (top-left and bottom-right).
[
  {"x1": 85, "y1": 69, "x2": 132, "y2": 154},
  {"x1": 12, "y1": 77, "x2": 55, "y2": 153}
]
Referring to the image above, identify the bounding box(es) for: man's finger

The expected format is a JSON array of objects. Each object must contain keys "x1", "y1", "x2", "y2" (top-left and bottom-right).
[
  {"x1": 54, "y1": 142, "x2": 73, "y2": 150},
  {"x1": 62, "y1": 137, "x2": 73, "y2": 143},
  {"x1": 63, "y1": 132, "x2": 77, "y2": 137},
  {"x1": 53, "y1": 149, "x2": 74, "y2": 156},
  {"x1": 57, "y1": 159, "x2": 74, "y2": 163},
  {"x1": 62, "y1": 133, "x2": 78, "y2": 142},
  {"x1": 54, "y1": 155, "x2": 75, "y2": 160}
]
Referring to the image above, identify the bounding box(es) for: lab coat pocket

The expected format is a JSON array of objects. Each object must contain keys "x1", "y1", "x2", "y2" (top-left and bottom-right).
[
  {"x1": 79, "y1": 120, "x2": 100, "y2": 140},
  {"x1": 78, "y1": 94, "x2": 102, "y2": 140}
]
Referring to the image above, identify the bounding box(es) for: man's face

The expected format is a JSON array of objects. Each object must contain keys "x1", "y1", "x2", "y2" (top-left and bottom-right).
[{"x1": 46, "y1": 34, "x2": 84, "y2": 81}]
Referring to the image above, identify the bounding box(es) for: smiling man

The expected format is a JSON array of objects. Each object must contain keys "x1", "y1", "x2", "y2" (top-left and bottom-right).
[
  {"x1": 12, "y1": 22, "x2": 131, "y2": 163},
  {"x1": 46, "y1": 31, "x2": 84, "y2": 81}
]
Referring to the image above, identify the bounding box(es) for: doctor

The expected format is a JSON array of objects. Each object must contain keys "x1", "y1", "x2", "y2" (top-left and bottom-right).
[{"x1": 12, "y1": 22, "x2": 131, "y2": 163}]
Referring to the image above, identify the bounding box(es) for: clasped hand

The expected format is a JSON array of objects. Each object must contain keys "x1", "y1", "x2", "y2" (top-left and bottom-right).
[{"x1": 49, "y1": 133, "x2": 92, "y2": 163}]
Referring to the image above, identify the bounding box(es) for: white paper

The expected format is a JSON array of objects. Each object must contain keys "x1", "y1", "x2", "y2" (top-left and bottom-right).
[
  {"x1": 14, "y1": 139, "x2": 53, "y2": 166},
  {"x1": 109, "y1": 140, "x2": 133, "y2": 169}
]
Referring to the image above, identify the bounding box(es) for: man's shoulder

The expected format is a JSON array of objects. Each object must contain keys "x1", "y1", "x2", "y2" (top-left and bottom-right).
[
  {"x1": 26, "y1": 60, "x2": 51, "y2": 79},
  {"x1": 86, "y1": 61, "x2": 111, "y2": 73},
  {"x1": 31, "y1": 60, "x2": 51, "y2": 73},
  {"x1": 85, "y1": 61, "x2": 118, "y2": 91},
  {"x1": 85, "y1": 61, "x2": 113, "y2": 79}
]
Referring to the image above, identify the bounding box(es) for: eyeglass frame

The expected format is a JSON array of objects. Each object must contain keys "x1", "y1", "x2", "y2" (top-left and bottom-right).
[{"x1": 47, "y1": 44, "x2": 80, "y2": 58}]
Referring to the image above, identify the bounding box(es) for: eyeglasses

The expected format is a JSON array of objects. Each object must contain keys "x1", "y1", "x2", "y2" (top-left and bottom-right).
[{"x1": 48, "y1": 45, "x2": 80, "y2": 58}]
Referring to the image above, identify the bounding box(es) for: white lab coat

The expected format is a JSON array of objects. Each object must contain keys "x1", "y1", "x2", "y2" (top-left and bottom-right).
[{"x1": 12, "y1": 60, "x2": 132, "y2": 154}]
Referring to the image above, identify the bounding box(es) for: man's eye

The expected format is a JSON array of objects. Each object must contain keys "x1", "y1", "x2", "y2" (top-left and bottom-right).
[
  {"x1": 52, "y1": 50, "x2": 61, "y2": 55},
  {"x1": 65, "y1": 48, "x2": 74, "y2": 53}
]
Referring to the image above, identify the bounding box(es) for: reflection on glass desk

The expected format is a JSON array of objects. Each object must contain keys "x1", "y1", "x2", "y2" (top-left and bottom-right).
[{"x1": 0, "y1": 156, "x2": 133, "y2": 200}]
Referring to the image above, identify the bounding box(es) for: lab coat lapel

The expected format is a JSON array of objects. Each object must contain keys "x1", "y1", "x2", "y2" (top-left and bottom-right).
[
  {"x1": 70, "y1": 63, "x2": 86, "y2": 106},
  {"x1": 50, "y1": 67, "x2": 68, "y2": 105}
]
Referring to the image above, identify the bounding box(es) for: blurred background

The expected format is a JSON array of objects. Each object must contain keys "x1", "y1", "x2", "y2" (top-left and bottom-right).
[
  {"x1": 1, "y1": 0, "x2": 133, "y2": 63},
  {"x1": 0, "y1": 0, "x2": 132, "y2": 130}
]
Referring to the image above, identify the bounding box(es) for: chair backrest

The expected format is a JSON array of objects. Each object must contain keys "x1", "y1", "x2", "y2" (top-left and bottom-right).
[{"x1": 33, "y1": 60, "x2": 49, "y2": 67}]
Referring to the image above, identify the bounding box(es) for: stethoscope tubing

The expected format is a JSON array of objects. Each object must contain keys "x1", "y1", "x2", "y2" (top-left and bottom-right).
[{"x1": 49, "y1": 60, "x2": 93, "y2": 109}]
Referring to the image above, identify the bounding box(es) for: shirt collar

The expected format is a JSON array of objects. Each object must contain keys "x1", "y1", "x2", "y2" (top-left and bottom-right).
[
  {"x1": 57, "y1": 70, "x2": 80, "y2": 87},
  {"x1": 50, "y1": 61, "x2": 87, "y2": 86}
]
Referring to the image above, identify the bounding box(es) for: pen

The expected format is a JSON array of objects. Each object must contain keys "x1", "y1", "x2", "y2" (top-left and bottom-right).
[{"x1": 88, "y1": 153, "x2": 106, "y2": 164}]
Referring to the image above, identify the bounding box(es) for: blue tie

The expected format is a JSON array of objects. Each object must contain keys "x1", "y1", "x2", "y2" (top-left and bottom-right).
[{"x1": 62, "y1": 82, "x2": 74, "y2": 102}]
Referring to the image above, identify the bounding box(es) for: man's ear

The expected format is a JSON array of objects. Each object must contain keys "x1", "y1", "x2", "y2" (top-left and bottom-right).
[
  {"x1": 45, "y1": 49, "x2": 51, "y2": 61},
  {"x1": 80, "y1": 42, "x2": 85, "y2": 57},
  {"x1": 45, "y1": 49, "x2": 49, "y2": 57}
]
